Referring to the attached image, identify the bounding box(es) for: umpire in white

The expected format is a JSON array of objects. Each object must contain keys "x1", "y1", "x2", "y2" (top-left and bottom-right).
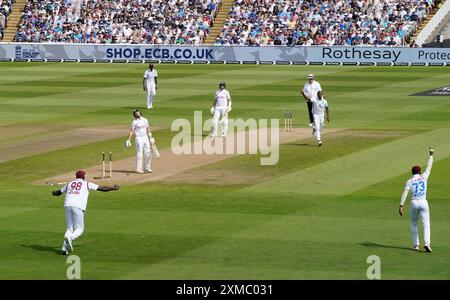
[{"x1": 301, "y1": 74, "x2": 322, "y2": 127}]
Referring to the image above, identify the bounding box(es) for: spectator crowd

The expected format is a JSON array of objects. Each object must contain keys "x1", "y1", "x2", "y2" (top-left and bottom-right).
[
  {"x1": 214, "y1": 0, "x2": 442, "y2": 46},
  {"x1": 14, "y1": 0, "x2": 221, "y2": 43},
  {"x1": 12, "y1": 0, "x2": 444, "y2": 45},
  {"x1": 1, "y1": 0, "x2": 15, "y2": 40}
]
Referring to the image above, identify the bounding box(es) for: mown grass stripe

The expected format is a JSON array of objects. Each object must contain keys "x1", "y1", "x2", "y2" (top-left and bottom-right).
[{"x1": 245, "y1": 128, "x2": 450, "y2": 196}]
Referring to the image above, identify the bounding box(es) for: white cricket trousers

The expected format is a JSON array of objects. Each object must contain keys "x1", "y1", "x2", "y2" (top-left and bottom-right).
[
  {"x1": 313, "y1": 114, "x2": 325, "y2": 141},
  {"x1": 212, "y1": 106, "x2": 228, "y2": 136},
  {"x1": 62, "y1": 206, "x2": 84, "y2": 250},
  {"x1": 410, "y1": 199, "x2": 431, "y2": 246},
  {"x1": 146, "y1": 83, "x2": 156, "y2": 108},
  {"x1": 136, "y1": 136, "x2": 151, "y2": 172}
]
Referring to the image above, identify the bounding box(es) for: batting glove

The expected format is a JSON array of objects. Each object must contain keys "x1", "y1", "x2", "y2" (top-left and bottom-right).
[
  {"x1": 210, "y1": 107, "x2": 215, "y2": 115},
  {"x1": 125, "y1": 140, "x2": 132, "y2": 148}
]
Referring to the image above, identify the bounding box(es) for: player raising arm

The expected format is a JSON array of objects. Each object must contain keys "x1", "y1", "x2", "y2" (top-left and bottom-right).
[
  {"x1": 52, "y1": 170, "x2": 119, "y2": 255},
  {"x1": 399, "y1": 146, "x2": 434, "y2": 253}
]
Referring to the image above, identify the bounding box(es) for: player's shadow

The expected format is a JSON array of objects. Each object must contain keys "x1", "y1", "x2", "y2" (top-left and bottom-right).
[
  {"x1": 285, "y1": 143, "x2": 315, "y2": 147},
  {"x1": 114, "y1": 170, "x2": 136, "y2": 174},
  {"x1": 122, "y1": 107, "x2": 143, "y2": 110},
  {"x1": 360, "y1": 241, "x2": 411, "y2": 251},
  {"x1": 21, "y1": 244, "x2": 61, "y2": 254}
]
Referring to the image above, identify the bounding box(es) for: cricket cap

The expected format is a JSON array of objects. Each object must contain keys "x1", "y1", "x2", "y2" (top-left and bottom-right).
[{"x1": 76, "y1": 170, "x2": 86, "y2": 179}]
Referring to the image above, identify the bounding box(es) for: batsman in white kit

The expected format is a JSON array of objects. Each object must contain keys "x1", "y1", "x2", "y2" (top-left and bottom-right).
[
  {"x1": 126, "y1": 109, "x2": 160, "y2": 174},
  {"x1": 399, "y1": 147, "x2": 434, "y2": 253},
  {"x1": 143, "y1": 63, "x2": 158, "y2": 109},
  {"x1": 52, "y1": 170, "x2": 119, "y2": 255},
  {"x1": 306, "y1": 91, "x2": 329, "y2": 147},
  {"x1": 210, "y1": 81, "x2": 232, "y2": 137}
]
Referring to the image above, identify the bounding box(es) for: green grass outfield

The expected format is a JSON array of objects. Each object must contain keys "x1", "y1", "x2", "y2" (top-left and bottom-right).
[{"x1": 0, "y1": 62, "x2": 449, "y2": 279}]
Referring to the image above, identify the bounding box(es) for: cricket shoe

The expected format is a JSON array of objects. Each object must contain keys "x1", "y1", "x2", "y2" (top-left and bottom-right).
[
  {"x1": 137, "y1": 170, "x2": 144, "y2": 174},
  {"x1": 424, "y1": 245, "x2": 432, "y2": 253},
  {"x1": 144, "y1": 169, "x2": 153, "y2": 173},
  {"x1": 411, "y1": 245, "x2": 419, "y2": 251},
  {"x1": 64, "y1": 237, "x2": 73, "y2": 253},
  {"x1": 318, "y1": 140, "x2": 322, "y2": 147}
]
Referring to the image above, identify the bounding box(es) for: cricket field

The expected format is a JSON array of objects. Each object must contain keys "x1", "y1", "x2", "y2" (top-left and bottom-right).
[{"x1": 0, "y1": 62, "x2": 449, "y2": 279}]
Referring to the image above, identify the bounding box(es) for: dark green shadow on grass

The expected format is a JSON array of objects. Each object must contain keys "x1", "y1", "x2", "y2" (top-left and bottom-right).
[
  {"x1": 360, "y1": 241, "x2": 411, "y2": 251},
  {"x1": 21, "y1": 244, "x2": 62, "y2": 255}
]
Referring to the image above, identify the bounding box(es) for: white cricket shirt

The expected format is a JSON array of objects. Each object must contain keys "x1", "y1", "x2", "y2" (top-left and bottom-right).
[
  {"x1": 131, "y1": 117, "x2": 149, "y2": 138},
  {"x1": 311, "y1": 98, "x2": 328, "y2": 115},
  {"x1": 215, "y1": 89, "x2": 231, "y2": 108},
  {"x1": 61, "y1": 179, "x2": 99, "y2": 211},
  {"x1": 144, "y1": 69, "x2": 158, "y2": 85},
  {"x1": 303, "y1": 81, "x2": 322, "y2": 100},
  {"x1": 401, "y1": 156, "x2": 433, "y2": 204}
]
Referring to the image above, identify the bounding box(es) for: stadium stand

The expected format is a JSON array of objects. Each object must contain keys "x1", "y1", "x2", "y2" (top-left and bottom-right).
[
  {"x1": 14, "y1": 0, "x2": 223, "y2": 43},
  {"x1": 6, "y1": 0, "x2": 445, "y2": 45},
  {"x1": 204, "y1": 0, "x2": 234, "y2": 43},
  {"x1": 412, "y1": 0, "x2": 450, "y2": 45},
  {"x1": 213, "y1": 0, "x2": 443, "y2": 46},
  {"x1": 0, "y1": 0, "x2": 15, "y2": 40}
]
